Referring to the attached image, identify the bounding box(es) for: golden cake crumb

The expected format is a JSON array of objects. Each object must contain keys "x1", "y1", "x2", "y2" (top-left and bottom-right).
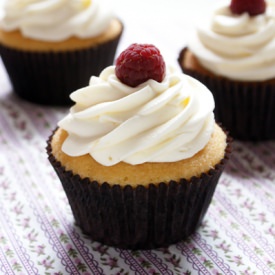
[
  {"x1": 50, "y1": 124, "x2": 227, "y2": 187},
  {"x1": 0, "y1": 19, "x2": 122, "y2": 52}
]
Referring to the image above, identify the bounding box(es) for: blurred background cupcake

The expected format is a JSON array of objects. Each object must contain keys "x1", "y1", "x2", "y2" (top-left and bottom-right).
[
  {"x1": 178, "y1": 0, "x2": 275, "y2": 141},
  {"x1": 0, "y1": 0, "x2": 123, "y2": 105}
]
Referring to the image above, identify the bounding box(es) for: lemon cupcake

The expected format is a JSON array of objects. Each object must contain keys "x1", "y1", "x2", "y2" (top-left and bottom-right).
[
  {"x1": 47, "y1": 44, "x2": 231, "y2": 249},
  {"x1": 0, "y1": 0, "x2": 123, "y2": 105},
  {"x1": 178, "y1": 0, "x2": 275, "y2": 140}
]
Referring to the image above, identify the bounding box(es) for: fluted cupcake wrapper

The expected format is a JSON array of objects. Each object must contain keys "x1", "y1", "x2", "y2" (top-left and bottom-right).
[
  {"x1": 0, "y1": 27, "x2": 123, "y2": 106},
  {"x1": 46, "y1": 132, "x2": 232, "y2": 249},
  {"x1": 178, "y1": 47, "x2": 275, "y2": 141}
]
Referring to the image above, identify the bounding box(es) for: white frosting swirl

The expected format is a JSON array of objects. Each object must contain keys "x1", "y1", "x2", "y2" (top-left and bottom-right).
[
  {"x1": 0, "y1": 0, "x2": 113, "y2": 41},
  {"x1": 188, "y1": 2, "x2": 275, "y2": 81},
  {"x1": 58, "y1": 66, "x2": 215, "y2": 166}
]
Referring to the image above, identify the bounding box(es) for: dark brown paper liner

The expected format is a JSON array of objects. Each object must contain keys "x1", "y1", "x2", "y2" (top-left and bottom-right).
[
  {"x1": 178, "y1": 47, "x2": 275, "y2": 141},
  {"x1": 46, "y1": 130, "x2": 232, "y2": 249},
  {"x1": 0, "y1": 24, "x2": 123, "y2": 106}
]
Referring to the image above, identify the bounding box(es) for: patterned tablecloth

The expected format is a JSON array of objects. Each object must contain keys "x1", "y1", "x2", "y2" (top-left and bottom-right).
[
  {"x1": 1, "y1": 1, "x2": 275, "y2": 273},
  {"x1": 1, "y1": 65, "x2": 275, "y2": 275}
]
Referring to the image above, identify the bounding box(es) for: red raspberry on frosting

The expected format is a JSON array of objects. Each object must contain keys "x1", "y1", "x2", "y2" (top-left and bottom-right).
[
  {"x1": 230, "y1": 0, "x2": 266, "y2": 16},
  {"x1": 115, "y1": 43, "x2": 166, "y2": 87}
]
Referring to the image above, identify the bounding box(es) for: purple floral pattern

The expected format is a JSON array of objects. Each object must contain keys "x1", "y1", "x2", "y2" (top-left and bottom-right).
[{"x1": 0, "y1": 66, "x2": 275, "y2": 274}]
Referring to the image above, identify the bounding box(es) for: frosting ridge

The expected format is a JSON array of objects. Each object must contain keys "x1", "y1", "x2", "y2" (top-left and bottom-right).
[
  {"x1": 188, "y1": 2, "x2": 275, "y2": 81},
  {"x1": 0, "y1": 0, "x2": 114, "y2": 41},
  {"x1": 58, "y1": 66, "x2": 215, "y2": 166}
]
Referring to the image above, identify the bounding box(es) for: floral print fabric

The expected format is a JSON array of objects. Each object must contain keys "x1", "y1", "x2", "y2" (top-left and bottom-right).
[{"x1": 0, "y1": 67, "x2": 275, "y2": 275}]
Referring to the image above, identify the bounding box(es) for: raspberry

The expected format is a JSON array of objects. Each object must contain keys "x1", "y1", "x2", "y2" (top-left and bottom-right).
[
  {"x1": 230, "y1": 0, "x2": 266, "y2": 16},
  {"x1": 115, "y1": 43, "x2": 166, "y2": 87}
]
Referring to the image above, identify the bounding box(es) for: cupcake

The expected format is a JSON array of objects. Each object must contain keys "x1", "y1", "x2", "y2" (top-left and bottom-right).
[
  {"x1": 0, "y1": 0, "x2": 123, "y2": 105},
  {"x1": 47, "y1": 43, "x2": 231, "y2": 249},
  {"x1": 178, "y1": 0, "x2": 275, "y2": 141}
]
